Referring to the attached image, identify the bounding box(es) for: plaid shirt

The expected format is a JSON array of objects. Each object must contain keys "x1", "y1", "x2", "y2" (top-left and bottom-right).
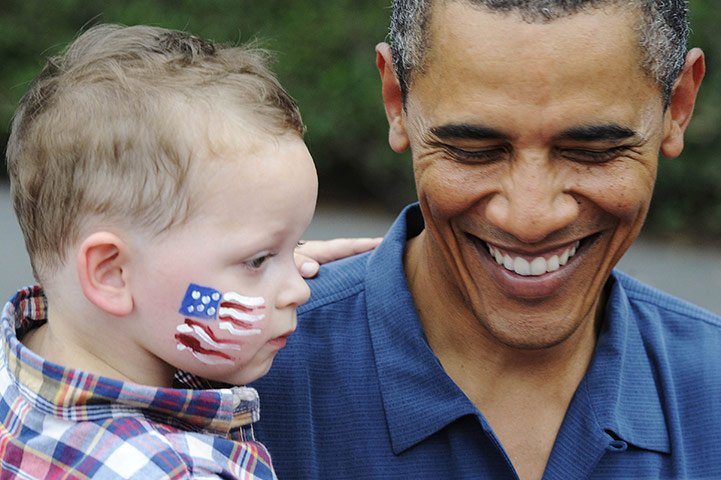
[{"x1": 0, "y1": 286, "x2": 277, "y2": 479}]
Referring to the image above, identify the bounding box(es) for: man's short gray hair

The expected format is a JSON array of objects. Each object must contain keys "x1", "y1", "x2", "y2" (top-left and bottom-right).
[{"x1": 389, "y1": 0, "x2": 689, "y2": 107}]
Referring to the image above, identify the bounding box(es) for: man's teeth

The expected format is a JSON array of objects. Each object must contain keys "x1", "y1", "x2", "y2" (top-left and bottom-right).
[{"x1": 487, "y1": 241, "x2": 580, "y2": 276}]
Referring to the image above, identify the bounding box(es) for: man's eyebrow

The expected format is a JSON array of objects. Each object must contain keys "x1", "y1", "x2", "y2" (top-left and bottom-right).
[
  {"x1": 559, "y1": 124, "x2": 638, "y2": 142},
  {"x1": 430, "y1": 124, "x2": 510, "y2": 141}
]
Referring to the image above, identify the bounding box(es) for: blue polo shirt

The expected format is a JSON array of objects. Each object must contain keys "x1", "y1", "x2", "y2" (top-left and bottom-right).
[{"x1": 252, "y1": 204, "x2": 721, "y2": 479}]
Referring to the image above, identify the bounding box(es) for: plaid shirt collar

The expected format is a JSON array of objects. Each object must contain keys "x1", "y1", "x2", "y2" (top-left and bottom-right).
[{"x1": 1, "y1": 285, "x2": 261, "y2": 438}]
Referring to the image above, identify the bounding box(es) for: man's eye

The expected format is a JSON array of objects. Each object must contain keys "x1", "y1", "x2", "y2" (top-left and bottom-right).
[
  {"x1": 442, "y1": 145, "x2": 508, "y2": 163},
  {"x1": 561, "y1": 146, "x2": 627, "y2": 163},
  {"x1": 244, "y1": 254, "x2": 273, "y2": 270}
]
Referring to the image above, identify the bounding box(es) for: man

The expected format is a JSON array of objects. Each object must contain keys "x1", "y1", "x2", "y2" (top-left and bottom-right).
[{"x1": 253, "y1": 1, "x2": 718, "y2": 478}]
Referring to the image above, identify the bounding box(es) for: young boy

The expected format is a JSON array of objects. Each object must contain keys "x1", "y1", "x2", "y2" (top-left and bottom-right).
[{"x1": 2, "y1": 24, "x2": 318, "y2": 479}]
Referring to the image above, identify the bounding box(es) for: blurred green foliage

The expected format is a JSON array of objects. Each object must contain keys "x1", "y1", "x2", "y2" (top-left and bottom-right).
[
  {"x1": 649, "y1": 0, "x2": 721, "y2": 241},
  {"x1": 1, "y1": 0, "x2": 719, "y2": 239}
]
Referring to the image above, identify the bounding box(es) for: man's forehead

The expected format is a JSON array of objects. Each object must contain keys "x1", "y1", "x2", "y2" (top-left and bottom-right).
[
  {"x1": 404, "y1": 1, "x2": 663, "y2": 142},
  {"x1": 419, "y1": 0, "x2": 647, "y2": 89},
  {"x1": 426, "y1": 0, "x2": 642, "y2": 50}
]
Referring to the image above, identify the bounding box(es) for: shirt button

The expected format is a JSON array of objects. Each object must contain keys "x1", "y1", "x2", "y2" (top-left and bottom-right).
[{"x1": 607, "y1": 440, "x2": 628, "y2": 452}]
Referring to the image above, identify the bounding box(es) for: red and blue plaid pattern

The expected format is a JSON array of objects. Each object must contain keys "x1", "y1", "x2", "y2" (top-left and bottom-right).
[{"x1": 0, "y1": 286, "x2": 277, "y2": 479}]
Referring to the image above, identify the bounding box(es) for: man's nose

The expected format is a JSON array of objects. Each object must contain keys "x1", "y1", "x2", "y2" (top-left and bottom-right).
[{"x1": 485, "y1": 154, "x2": 578, "y2": 243}]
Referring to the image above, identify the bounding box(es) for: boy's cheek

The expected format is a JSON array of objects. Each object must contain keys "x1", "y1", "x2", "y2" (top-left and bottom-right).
[{"x1": 160, "y1": 282, "x2": 270, "y2": 370}]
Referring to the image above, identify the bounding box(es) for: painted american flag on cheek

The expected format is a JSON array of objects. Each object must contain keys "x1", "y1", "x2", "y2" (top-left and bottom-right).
[{"x1": 175, "y1": 283, "x2": 266, "y2": 365}]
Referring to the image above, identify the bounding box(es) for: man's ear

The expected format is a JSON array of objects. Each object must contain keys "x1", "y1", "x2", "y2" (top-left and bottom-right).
[
  {"x1": 376, "y1": 42, "x2": 410, "y2": 153},
  {"x1": 661, "y1": 48, "x2": 705, "y2": 159},
  {"x1": 77, "y1": 232, "x2": 133, "y2": 317}
]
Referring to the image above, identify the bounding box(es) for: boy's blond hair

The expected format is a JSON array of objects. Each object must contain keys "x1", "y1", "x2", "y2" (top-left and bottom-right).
[{"x1": 6, "y1": 24, "x2": 305, "y2": 280}]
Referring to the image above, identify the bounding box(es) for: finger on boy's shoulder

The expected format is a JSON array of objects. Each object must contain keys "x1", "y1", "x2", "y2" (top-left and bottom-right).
[{"x1": 297, "y1": 237, "x2": 383, "y2": 264}]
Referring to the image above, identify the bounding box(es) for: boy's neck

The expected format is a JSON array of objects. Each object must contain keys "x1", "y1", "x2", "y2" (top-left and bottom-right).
[{"x1": 22, "y1": 301, "x2": 177, "y2": 388}]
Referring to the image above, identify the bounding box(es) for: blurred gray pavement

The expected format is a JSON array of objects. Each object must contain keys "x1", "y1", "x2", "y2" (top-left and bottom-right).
[{"x1": 2, "y1": 183, "x2": 721, "y2": 315}]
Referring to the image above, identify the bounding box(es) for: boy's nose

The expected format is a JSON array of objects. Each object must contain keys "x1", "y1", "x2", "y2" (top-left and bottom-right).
[{"x1": 276, "y1": 267, "x2": 311, "y2": 310}]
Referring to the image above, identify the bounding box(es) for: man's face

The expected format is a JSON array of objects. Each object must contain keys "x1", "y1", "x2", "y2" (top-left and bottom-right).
[{"x1": 400, "y1": 4, "x2": 674, "y2": 348}]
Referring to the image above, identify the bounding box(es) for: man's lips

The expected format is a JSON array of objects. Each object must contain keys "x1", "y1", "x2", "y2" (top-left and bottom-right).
[
  {"x1": 486, "y1": 240, "x2": 581, "y2": 276},
  {"x1": 466, "y1": 235, "x2": 591, "y2": 299}
]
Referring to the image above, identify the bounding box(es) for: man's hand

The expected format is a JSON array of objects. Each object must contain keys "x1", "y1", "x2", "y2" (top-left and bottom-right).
[{"x1": 295, "y1": 238, "x2": 383, "y2": 278}]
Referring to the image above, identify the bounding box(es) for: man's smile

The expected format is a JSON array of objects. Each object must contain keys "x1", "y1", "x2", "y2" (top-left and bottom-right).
[
  {"x1": 485, "y1": 240, "x2": 581, "y2": 276},
  {"x1": 462, "y1": 233, "x2": 604, "y2": 301}
]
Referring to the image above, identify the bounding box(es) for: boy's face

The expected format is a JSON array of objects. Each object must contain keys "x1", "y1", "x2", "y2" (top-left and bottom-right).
[{"x1": 129, "y1": 134, "x2": 317, "y2": 385}]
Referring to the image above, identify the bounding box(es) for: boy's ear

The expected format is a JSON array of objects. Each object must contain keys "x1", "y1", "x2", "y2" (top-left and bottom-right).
[
  {"x1": 376, "y1": 42, "x2": 410, "y2": 153},
  {"x1": 77, "y1": 232, "x2": 133, "y2": 317},
  {"x1": 661, "y1": 48, "x2": 705, "y2": 159}
]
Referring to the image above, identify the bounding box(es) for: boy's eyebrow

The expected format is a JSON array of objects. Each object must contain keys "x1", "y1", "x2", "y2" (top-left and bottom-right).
[
  {"x1": 557, "y1": 124, "x2": 638, "y2": 142},
  {"x1": 429, "y1": 124, "x2": 510, "y2": 141}
]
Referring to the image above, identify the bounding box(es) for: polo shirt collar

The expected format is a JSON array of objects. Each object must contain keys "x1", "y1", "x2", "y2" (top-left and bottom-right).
[
  {"x1": 365, "y1": 205, "x2": 483, "y2": 455},
  {"x1": 581, "y1": 272, "x2": 670, "y2": 454},
  {"x1": 545, "y1": 273, "x2": 670, "y2": 476}
]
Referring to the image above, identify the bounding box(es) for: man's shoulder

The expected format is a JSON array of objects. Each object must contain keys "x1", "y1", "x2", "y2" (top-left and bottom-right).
[
  {"x1": 298, "y1": 204, "x2": 420, "y2": 320},
  {"x1": 611, "y1": 269, "x2": 721, "y2": 370},
  {"x1": 606, "y1": 271, "x2": 721, "y2": 463},
  {"x1": 298, "y1": 250, "x2": 375, "y2": 316},
  {"x1": 613, "y1": 269, "x2": 721, "y2": 329}
]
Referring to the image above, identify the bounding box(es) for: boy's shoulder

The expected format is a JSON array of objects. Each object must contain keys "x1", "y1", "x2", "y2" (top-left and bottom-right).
[
  {"x1": 0, "y1": 406, "x2": 182, "y2": 478},
  {"x1": 0, "y1": 405, "x2": 273, "y2": 479}
]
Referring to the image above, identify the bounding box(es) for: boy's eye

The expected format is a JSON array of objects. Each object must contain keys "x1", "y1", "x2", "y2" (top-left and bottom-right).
[{"x1": 244, "y1": 253, "x2": 274, "y2": 270}]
